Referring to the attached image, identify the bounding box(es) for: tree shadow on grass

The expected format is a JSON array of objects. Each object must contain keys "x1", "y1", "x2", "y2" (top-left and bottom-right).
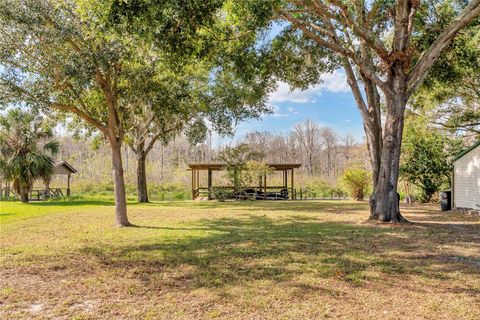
[
  {"x1": 78, "y1": 214, "x2": 480, "y2": 295},
  {"x1": 31, "y1": 200, "x2": 115, "y2": 206},
  {"x1": 13, "y1": 198, "x2": 369, "y2": 215},
  {"x1": 142, "y1": 200, "x2": 371, "y2": 215}
]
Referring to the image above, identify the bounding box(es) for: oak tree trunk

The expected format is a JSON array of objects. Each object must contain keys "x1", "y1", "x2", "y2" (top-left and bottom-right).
[
  {"x1": 111, "y1": 141, "x2": 131, "y2": 227},
  {"x1": 136, "y1": 153, "x2": 149, "y2": 203},
  {"x1": 370, "y1": 74, "x2": 409, "y2": 223},
  {"x1": 364, "y1": 120, "x2": 382, "y2": 219},
  {"x1": 344, "y1": 63, "x2": 383, "y2": 219}
]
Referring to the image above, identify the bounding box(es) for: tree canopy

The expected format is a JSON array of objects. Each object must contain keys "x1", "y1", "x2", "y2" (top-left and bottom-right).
[
  {"x1": 411, "y1": 21, "x2": 480, "y2": 139},
  {"x1": 0, "y1": 0, "x2": 273, "y2": 225}
]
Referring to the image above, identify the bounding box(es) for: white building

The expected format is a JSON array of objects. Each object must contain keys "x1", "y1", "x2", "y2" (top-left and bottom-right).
[{"x1": 453, "y1": 141, "x2": 480, "y2": 210}]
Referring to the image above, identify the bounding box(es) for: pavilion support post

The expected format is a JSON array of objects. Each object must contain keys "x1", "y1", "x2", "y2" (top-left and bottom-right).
[
  {"x1": 197, "y1": 170, "x2": 200, "y2": 194},
  {"x1": 291, "y1": 169, "x2": 294, "y2": 200},
  {"x1": 207, "y1": 169, "x2": 212, "y2": 200},
  {"x1": 195, "y1": 170, "x2": 198, "y2": 199},
  {"x1": 264, "y1": 174, "x2": 267, "y2": 197},
  {"x1": 195, "y1": 170, "x2": 197, "y2": 200},
  {"x1": 67, "y1": 174, "x2": 71, "y2": 196},
  {"x1": 284, "y1": 170, "x2": 288, "y2": 190},
  {"x1": 191, "y1": 170, "x2": 195, "y2": 200}
]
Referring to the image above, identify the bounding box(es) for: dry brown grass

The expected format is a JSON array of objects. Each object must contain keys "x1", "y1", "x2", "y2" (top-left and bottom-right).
[{"x1": 1, "y1": 200, "x2": 479, "y2": 319}]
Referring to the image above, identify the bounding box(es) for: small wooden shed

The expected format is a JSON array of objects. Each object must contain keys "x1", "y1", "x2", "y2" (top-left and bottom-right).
[
  {"x1": 0, "y1": 160, "x2": 77, "y2": 200},
  {"x1": 452, "y1": 141, "x2": 480, "y2": 210},
  {"x1": 52, "y1": 161, "x2": 78, "y2": 196}
]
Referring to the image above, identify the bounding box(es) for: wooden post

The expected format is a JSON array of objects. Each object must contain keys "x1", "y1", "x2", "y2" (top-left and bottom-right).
[
  {"x1": 196, "y1": 169, "x2": 200, "y2": 193},
  {"x1": 67, "y1": 174, "x2": 71, "y2": 196},
  {"x1": 191, "y1": 169, "x2": 195, "y2": 200},
  {"x1": 195, "y1": 170, "x2": 198, "y2": 199},
  {"x1": 264, "y1": 174, "x2": 267, "y2": 197},
  {"x1": 291, "y1": 169, "x2": 294, "y2": 200},
  {"x1": 207, "y1": 169, "x2": 212, "y2": 200}
]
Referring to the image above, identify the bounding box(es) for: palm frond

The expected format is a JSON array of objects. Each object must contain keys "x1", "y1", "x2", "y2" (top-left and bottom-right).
[
  {"x1": 0, "y1": 108, "x2": 59, "y2": 188},
  {"x1": 43, "y1": 141, "x2": 60, "y2": 155}
]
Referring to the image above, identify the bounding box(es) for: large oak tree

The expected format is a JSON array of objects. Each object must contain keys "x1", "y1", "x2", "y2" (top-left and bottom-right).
[
  {"x1": 0, "y1": 0, "x2": 240, "y2": 225},
  {"x1": 0, "y1": 0, "x2": 137, "y2": 225},
  {"x1": 228, "y1": 0, "x2": 480, "y2": 222},
  {"x1": 0, "y1": 0, "x2": 273, "y2": 223}
]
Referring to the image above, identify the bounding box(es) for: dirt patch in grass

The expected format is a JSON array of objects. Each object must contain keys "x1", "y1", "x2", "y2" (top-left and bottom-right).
[{"x1": 1, "y1": 200, "x2": 479, "y2": 319}]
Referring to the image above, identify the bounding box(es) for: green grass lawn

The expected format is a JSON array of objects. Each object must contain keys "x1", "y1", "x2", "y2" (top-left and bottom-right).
[{"x1": 1, "y1": 199, "x2": 479, "y2": 319}]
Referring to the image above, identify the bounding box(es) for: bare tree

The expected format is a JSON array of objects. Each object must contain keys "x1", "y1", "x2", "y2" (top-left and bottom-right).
[
  {"x1": 293, "y1": 119, "x2": 325, "y2": 175},
  {"x1": 342, "y1": 134, "x2": 356, "y2": 164},
  {"x1": 320, "y1": 127, "x2": 338, "y2": 177}
]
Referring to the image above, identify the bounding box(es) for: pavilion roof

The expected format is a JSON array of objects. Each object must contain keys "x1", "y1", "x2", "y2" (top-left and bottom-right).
[
  {"x1": 188, "y1": 163, "x2": 301, "y2": 171},
  {"x1": 53, "y1": 161, "x2": 77, "y2": 174}
]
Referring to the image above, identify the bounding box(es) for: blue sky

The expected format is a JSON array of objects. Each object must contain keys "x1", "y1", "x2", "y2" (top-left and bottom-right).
[{"x1": 217, "y1": 69, "x2": 365, "y2": 147}]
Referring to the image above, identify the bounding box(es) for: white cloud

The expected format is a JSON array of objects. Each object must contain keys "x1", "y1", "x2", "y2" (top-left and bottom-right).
[
  {"x1": 271, "y1": 113, "x2": 289, "y2": 118},
  {"x1": 286, "y1": 107, "x2": 299, "y2": 114},
  {"x1": 269, "y1": 105, "x2": 289, "y2": 118},
  {"x1": 269, "y1": 82, "x2": 319, "y2": 104},
  {"x1": 320, "y1": 70, "x2": 350, "y2": 92},
  {"x1": 269, "y1": 70, "x2": 349, "y2": 104}
]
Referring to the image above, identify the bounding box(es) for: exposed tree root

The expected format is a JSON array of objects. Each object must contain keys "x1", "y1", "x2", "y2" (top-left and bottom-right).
[
  {"x1": 114, "y1": 222, "x2": 134, "y2": 228},
  {"x1": 389, "y1": 216, "x2": 410, "y2": 224},
  {"x1": 368, "y1": 211, "x2": 410, "y2": 224}
]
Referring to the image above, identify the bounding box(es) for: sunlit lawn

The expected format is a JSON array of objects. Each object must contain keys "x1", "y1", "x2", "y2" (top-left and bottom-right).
[{"x1": 1, "y1": 199, "x2": 479, "y2": 319}]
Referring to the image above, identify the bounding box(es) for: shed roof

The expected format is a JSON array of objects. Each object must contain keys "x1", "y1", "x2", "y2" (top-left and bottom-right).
[
  {"x1": 53, "y1": 161, "x2": 77, "y2": 174},
  {"x1": 188, "y1": 163, "x2": 301, "y2": 171},
  {"x1": 453, "y1": 141, "x2": 480, "y2": 161}
]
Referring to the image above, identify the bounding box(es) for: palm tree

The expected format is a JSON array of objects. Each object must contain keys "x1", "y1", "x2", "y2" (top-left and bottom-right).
[{"x1": 0, "y1": 109, "x2": 59, "y2": 203}]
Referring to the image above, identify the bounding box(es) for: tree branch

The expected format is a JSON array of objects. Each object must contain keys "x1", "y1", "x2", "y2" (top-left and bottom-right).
[
  {"x1": 320, "y1": 0, "x2": 389, "y2": 60},
  {"x1": 342, "y1": 58, "x2": 378, "y2": 130},
  {"x1": 51, "y1": 103, "x2": 108, "y2": 134},
  {"x1": 278, "y1": 8, "x2": 392, "y2": 95},
  {"x1": 407, "y1": 0, "x2": 480, "y2": 96},
  {"x1": 392, "y1": 0, "x2": 412, "y2": 53}
]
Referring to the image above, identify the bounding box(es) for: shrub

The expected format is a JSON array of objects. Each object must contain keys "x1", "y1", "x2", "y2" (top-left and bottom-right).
[
  {"x1": 341, "y1": 168, "x2": 371, "y2": 201},
  {"x1": 300, "y1": 178, "x2": 344, "y2": 198},
  {"x1": 212, "y1": 188, "x2": 228, "y2": 201}
]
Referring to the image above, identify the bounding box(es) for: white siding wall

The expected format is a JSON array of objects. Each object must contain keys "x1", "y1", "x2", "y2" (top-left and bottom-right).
[{"x1": 454, "y1": 146, "x2": 480, "y2": 209}]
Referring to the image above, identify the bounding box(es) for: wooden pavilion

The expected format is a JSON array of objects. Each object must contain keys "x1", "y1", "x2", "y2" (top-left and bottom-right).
[
  {"x1": 49, "y1": 161, "x2": 77, "y2": 197},
  {"x1": 188, "y1": 163, "x2": 301, "y2": 200}
]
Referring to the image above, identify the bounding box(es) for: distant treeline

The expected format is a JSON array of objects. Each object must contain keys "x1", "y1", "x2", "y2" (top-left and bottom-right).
[{"x1": 51, "y1": 119, "x2": 369, "y2": 198}]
